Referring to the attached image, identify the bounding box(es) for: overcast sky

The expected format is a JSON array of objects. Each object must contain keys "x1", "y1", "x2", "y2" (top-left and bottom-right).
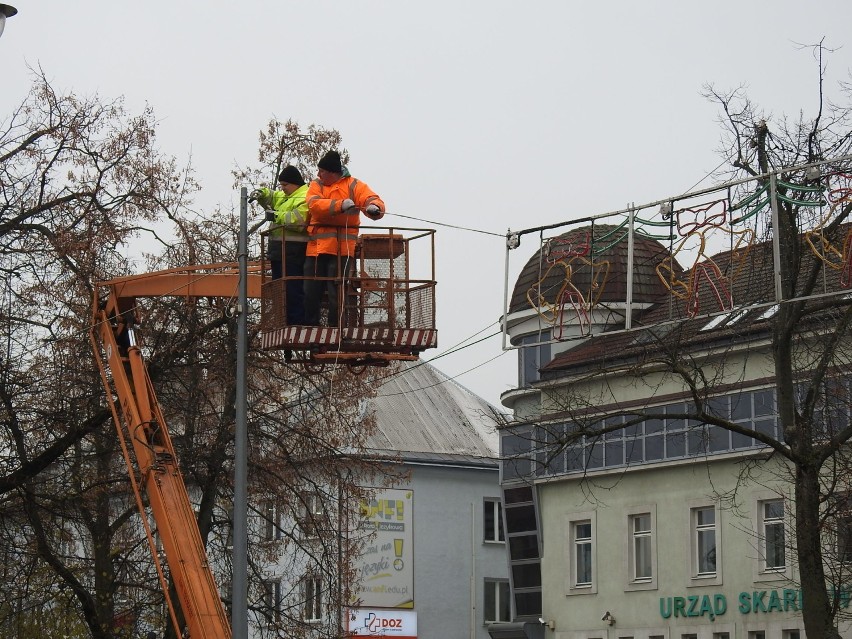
[{"x1": 3, "y1": 1, "x2": 852, "y2": 407}]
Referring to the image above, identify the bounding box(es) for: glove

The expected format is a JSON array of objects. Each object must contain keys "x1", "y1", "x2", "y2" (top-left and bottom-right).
[
  {"x1": 364, "y1": 204, "x2": 382, "y2": 220},
  {"x1": 264, "y1": 209, "x2": 276, "y2": 221},
  {"x1": 249, "y1": 189, "x2": 262, "y2": 203},
  {"x1": 341, "y1": 198, "x2": 356, "y2": 213}
]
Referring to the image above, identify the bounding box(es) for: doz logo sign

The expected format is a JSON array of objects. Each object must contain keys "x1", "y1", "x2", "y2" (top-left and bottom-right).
[
  {"x1": 366, "y1": 612, "x2": 403, "y2": 632},
  {"x1": 351, "y1": 609, "x2": 416, "y2": 636}
]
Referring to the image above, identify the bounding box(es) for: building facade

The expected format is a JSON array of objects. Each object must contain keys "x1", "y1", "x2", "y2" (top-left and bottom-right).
[
  {"x1": 255, "y1": 361, "x2": 509, "y2": 639},
  {"x1": 493, "y1": 204, "x2": 852, "y2": 639},
  {"x1": 355, "y1": 361, "x2": 510, "y2": 639}
]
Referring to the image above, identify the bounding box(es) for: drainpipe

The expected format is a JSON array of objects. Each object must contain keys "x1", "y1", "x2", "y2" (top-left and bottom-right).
[{"x1": 471, "y1": 501, "x2": 476, "y2": 639}]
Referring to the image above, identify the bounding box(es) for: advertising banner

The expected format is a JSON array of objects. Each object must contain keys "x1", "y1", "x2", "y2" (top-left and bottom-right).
[{"x1": 354, "y1": 488, "x2": 414, "y2": 608}]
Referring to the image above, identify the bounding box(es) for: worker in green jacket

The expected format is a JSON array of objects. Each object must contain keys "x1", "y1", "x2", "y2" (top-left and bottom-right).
[{"x1": 250, "y1": 165, "x2": 309, "y2": 324}]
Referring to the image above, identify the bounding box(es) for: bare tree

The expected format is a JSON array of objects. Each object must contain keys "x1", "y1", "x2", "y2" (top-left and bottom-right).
[
  {"x1": 0, "y1": 71, "x2": 393, "y2": 639},
  {"x1": 232, "y1": 117, "x2": 346, "y2": 192},
  {"x1": 0, "y1": 68, "x2": 196, "y2": 638},
  {"x1": 700, "y1": 41, "x2": 852, "y2": 639}
]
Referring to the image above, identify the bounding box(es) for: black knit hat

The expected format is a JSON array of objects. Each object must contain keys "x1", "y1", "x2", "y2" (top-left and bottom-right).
[
  {"x1": 317, "y1": 150, "x2": 343, "y2": 174},
  {"x1": 277, "y1": 165, "x2": 305, "y2": 186}
]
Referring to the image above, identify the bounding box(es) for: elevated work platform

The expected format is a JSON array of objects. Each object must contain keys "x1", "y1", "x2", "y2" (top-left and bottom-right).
[{"x1": 259, "y1": 227, "x2": 438, "y2": 366}]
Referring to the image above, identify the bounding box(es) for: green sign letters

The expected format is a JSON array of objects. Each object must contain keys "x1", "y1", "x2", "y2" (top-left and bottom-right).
[{"x1": 660, "y1": 589, "x2": 804, "y2": 620}]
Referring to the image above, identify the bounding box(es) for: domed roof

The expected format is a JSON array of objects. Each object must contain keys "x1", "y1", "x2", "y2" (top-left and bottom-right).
[{"x1": 508, "y1": 224, "x2": 679, "y2": 315}]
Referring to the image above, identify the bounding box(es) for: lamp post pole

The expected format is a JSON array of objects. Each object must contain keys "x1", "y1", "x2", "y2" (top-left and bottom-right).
[{"x1": 233, "y1": 187, "x2": 249, "y2": 639}]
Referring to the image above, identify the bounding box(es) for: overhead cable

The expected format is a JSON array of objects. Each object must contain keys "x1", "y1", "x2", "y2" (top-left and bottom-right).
[{"x1": 384, "y1": 211, "x2": 504, "y2": 237}]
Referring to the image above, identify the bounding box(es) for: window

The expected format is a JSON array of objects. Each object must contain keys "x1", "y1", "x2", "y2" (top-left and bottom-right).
[
  {"x1": 757, "y1": 304, "x2": 779, "y2": 320},
  {"x1": 484, "y1": 498, "x2": 505, "y2": 542},
  {"x1": 518, "y1": 332, "x2": 551, "y2": 387},
  {"x1": 262, "y1": 500, "x2": 280, "y2": 542},
  {"x1": 502, "y1": 429, "x2": 535, "y2": 480},
  {"x1": 625, "y1": 505, "x2": 657, "y2": 591},
  {"x1": 503, "y1": 486, "x2": 542, "y2": 616},
  {"x1": 300, "y1": 492, "x2": 326, "y2": 539},
  {"x1": 571, "y1": 519, "x2": 592, "y2": 588},
  {"x1": 836, "y1": 495, "x2": 852, "y2": 563},
  {"x1": 484, "y1": 579, "x2": 510, "y2": 623},
  {"x1": 57, "y1": 527, "x2": 75, "y2": 559},
  {"x1": 565, "y1": 512, "x2": 596, "y2": 593},
  {"x1": 690, "y1": 505, "x2": 719, "y2": 582},
  {"x1": 302, "y1": 573, "x2": 322, "y2": 622},
  {"x1": 631, "y1": 513, "x2": 653, "y2": 581},
  {"x1": 695, "y1": 507, "x2": 716, "y2": 574},
  {"x1": 263, "y1": 579, "x2": 281, "y2": 625},
  {"x1": 575, "y1": 521, "x2": 593, "y2": 585},
  {"x1": 760, "y1": 499, "x2": 785, "y2": 571},
  {"x1": 512, "y1": 562, "x2": 541, "y2": 590},
  {"x1": 523, "y1": 388, "x2": 782, "y2": 480},
  {"x1": 700, "y1": 308, "x2": 746, "y2": 331}
]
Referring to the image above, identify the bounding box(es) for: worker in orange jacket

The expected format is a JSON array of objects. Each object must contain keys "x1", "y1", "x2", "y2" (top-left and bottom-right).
[{"x1": 303, "y1": 150, "x2": 385, "y2": 327}]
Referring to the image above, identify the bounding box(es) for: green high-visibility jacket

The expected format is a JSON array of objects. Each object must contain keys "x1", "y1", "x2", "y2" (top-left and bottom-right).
[{"x1": 256, "y1": 184, "x2": 309, "y2": 242}]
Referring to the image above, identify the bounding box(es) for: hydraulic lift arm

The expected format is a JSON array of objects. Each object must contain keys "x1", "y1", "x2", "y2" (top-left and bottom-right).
[{"x1": 89, "y1": 263, "x2": 262, "y2": 639}]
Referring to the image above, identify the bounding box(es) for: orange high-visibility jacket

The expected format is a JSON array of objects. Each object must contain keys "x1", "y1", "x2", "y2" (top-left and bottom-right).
[{"x1": 306, "y1": 176, "x2": 385, "y2": 257}]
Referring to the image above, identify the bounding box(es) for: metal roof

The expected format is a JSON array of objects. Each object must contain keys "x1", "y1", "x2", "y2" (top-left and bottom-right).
[
  {"x1": 541, "y1": 224, "x2": 849, "y2": 375},
  {"x1": 366, "y1": 361, "x2": 504, "y2": 464},
  {"x1": 509, "y1": 224, "x2": 678, "y2": 314}
]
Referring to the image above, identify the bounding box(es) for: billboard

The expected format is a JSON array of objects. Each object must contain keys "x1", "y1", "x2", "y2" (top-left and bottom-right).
[{"x1": 354, "y1": 488, "x2": 414, "y2": 608}]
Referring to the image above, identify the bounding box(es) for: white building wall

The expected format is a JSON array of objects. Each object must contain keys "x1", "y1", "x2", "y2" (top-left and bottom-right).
[
  {"x1": 407, "y1": 463, "x2": 508, "y2": 639},
  {"x1": 536, "y1": 455, "x2": 840, "y2": 639}
]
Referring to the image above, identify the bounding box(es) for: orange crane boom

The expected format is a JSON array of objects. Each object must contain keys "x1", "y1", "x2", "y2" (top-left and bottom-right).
[{"x1": 90, "y1": 263, "x2": 263, "y2": 639}]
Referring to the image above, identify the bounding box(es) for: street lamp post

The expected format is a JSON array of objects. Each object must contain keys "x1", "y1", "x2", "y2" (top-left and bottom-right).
[
  {"x1": 0, "y1": 4, "x2": 17, "y2": 39},
  {"x1": 233, "y1": 187, "x2": 249, "y2": 639}
]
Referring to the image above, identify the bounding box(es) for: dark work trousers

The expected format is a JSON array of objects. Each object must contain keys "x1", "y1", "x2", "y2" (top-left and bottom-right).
[
  {"x1": 304, "y1": 253, "x2": 352, "y2": 327},
  {"x1": 269, "y1": 239, "x2": 307, "y2": 325},
  {"x1": 283, "y1": 241, "x2": 306, "y2": 325}
]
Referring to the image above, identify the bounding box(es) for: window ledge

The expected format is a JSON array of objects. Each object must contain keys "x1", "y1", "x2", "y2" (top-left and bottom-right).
[
  {"x1": 687, "y1": 573, "x2": 722, "y2": 587},
  {"x1": 754, "y1": 568, "x2": 790, "y2": 583},
  {"x1": 566, "y1": 585, "x2": 597, "y2": 596},
  {"x1": 625, "y1": 579, "x2": 657, "y2": 592}
]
